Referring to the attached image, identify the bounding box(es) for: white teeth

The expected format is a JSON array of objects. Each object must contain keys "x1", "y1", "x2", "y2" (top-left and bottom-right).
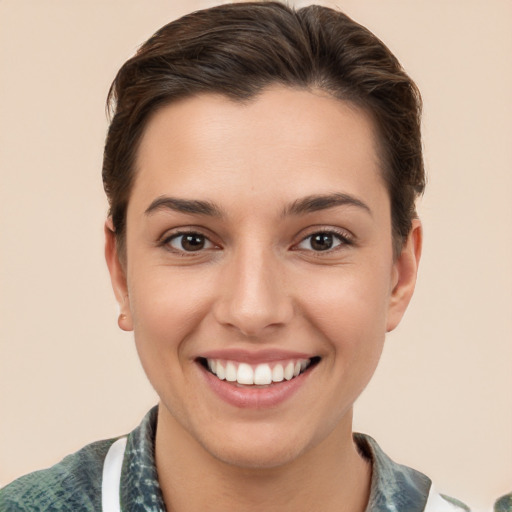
[
  {"x1": 284, "y1": 362, "x2": 294, "y2": 381},
  {"x1": 237, "y1": 363, "x2": 254, "y2": 385},
  {"x1": 216, "y1": 361, "x2": 226, "y2": 380},
  {"x1": 225, "y1": 361, "x2": 237, "y2": 382},
  {"x1": 271, "y1": 364, "x2": 284, "y2": 382},
  {"x1": 205, "y1": 358, "x2": 313, "y2": 385},
  {"x1": 254, "y1": 364, "x2": 272, "y2": 385},
  {"x1": 208, "y1": 359, "x2": 217, "y2": 373}
]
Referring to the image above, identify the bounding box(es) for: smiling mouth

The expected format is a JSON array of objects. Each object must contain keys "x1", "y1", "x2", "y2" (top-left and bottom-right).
[{"x1": 198, "y1": 357, "x2": 321, "y2": 386}]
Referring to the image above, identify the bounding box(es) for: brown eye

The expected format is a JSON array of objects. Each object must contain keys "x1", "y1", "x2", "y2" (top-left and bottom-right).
[
  {"x1": 168, "y1": 233, "x2": 213, "y2": 252},
  {"x1": 296, "y1": 231, "x2": 350, "y2": 252},
  {"x1": 310, "y1": 233, "x2": 334, "y2": 251}
]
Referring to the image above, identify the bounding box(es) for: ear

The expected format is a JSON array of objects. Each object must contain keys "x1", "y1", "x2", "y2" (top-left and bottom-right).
[
  {"x1": 386, "y1": 219, "x2": 422, "y2": 332},
  {"x1": 104, "y1": 218, "x2": 133, "y2": 331}
]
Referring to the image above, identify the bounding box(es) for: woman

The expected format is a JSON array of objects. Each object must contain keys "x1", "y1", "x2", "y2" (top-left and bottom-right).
[{"x1": 0, "y1": 3, "x2": 471, "y2": 511}]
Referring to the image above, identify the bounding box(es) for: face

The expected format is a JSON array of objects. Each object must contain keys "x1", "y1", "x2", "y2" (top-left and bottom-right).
[{"x1": 106, "y1": 86, "x2": 420, "y2": 469}]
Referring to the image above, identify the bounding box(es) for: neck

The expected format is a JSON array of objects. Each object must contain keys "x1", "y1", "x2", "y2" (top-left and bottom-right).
[{"x1": 155, "y1": 404, "x2": 371, "y2": 512}]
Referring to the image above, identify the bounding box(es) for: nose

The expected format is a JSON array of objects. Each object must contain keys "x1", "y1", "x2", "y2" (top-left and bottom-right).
[{"x1": 213, "y1": 245, "x2": 294, "y2": 338}]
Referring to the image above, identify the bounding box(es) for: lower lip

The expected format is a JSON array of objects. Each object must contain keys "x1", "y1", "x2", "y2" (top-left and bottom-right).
[{"x1": 199, "y1": 364, "x2": 313, "y2": 409}]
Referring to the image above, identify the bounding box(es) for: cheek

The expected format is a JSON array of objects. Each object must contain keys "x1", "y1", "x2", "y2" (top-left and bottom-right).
[
  {"x1": 294, "y1": 261, "x2": 392, "y2": 393},
  {"x1": 127, "y1": 269, "x2": 213, "y2": 362},
  {"x1": 297, "y1": 264, "x2": 392, "y2": 341},
  {"x1": 127, "y1": 269, "x2": 217, "y2": 418}
]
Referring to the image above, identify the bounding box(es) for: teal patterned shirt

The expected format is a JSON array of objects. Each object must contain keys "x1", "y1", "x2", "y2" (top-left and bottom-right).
[{"x1": 0, "y1": 407, "x2": 470, "y2": 511}]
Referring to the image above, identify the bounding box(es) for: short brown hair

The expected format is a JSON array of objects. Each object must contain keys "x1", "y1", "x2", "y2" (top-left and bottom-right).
[{"x1": 103, "y1": 1, "x2": 424, "y2": 256}]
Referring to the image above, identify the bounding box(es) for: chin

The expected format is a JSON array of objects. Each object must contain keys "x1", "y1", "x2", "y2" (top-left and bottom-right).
[
  {"x1": 196, "y1": 421, "x2": 317, "y2": 470},
  {"x1": 209, "y1": 439, "x2": 306, "y2": 470}
]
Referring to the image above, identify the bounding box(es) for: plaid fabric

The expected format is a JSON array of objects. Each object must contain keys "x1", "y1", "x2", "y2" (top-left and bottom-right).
[{"x1": 0, "y1": 406, "x2": 469, "y2": 511}]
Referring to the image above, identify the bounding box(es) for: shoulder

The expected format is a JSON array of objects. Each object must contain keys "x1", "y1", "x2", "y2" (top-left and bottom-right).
[{"x1": 0, "y1": 437, "x2": 118, "y2": 512}]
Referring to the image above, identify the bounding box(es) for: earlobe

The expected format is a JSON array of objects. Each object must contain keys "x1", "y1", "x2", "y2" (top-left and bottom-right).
[
  {"x1": 104, "y1": 219, "x2": 134, "y2": 332},
  {"x1": 386, "y1": 219, "x2": 422, "y2": 332}
]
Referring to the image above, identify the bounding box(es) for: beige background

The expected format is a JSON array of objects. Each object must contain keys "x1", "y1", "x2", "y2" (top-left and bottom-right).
[{"x1": 0, "y1": 1, "x2": 511, "y2": 510}]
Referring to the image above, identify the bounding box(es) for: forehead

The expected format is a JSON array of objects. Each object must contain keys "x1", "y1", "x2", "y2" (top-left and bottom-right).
[{"x1": 132, "y1": 86, "x2": 386, "y2": 214}]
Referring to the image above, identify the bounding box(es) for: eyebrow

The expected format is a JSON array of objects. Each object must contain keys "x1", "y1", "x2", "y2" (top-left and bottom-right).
[
  {"x1": 144, "y1": 192, "x2": 371, "y2": 219},
  {"x1": 144, "y1": 196, "x2": 223, "y2": 217},
  {"x1": 282, "y1": 193, "x2": 372, "y2": 217}
]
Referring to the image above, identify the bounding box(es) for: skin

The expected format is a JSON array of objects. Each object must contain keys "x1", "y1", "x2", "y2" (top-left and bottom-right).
[{"x1": 105, "y1": 86, "x2": 421, "y2": 512}]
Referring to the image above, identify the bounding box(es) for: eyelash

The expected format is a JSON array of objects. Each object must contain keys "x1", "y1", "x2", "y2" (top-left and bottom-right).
[
  {"x1": 159, "y1": 228, "x2": 353, "y2": 255},
  {"x1": 294, "y1": 228, "x2": 354, "y2": 253},
  {"x1": 160, "y1": 230, "x2": 218, "y2": 255}
]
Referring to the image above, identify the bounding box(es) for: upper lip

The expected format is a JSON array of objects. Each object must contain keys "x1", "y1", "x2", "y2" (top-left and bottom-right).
[{"x1": 196, "y1": 349, "x2": 316, "y2": 364}]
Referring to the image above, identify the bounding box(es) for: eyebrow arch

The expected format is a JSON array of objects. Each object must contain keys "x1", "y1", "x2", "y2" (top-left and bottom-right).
[
  {"x1": 144, "y1": 196, "x2": 223, "y2": 217},
  {"x1": 283, "y1": 193, "x2": 372, "y2": 217}
]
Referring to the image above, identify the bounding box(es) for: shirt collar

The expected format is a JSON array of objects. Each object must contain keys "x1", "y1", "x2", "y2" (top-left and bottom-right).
[
  {"x1": 121, "y1": 406, "x2": 166, "y2": 512},
  {"x1": 354, "y1": 433, "x2": 431, "y2": 512}
]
